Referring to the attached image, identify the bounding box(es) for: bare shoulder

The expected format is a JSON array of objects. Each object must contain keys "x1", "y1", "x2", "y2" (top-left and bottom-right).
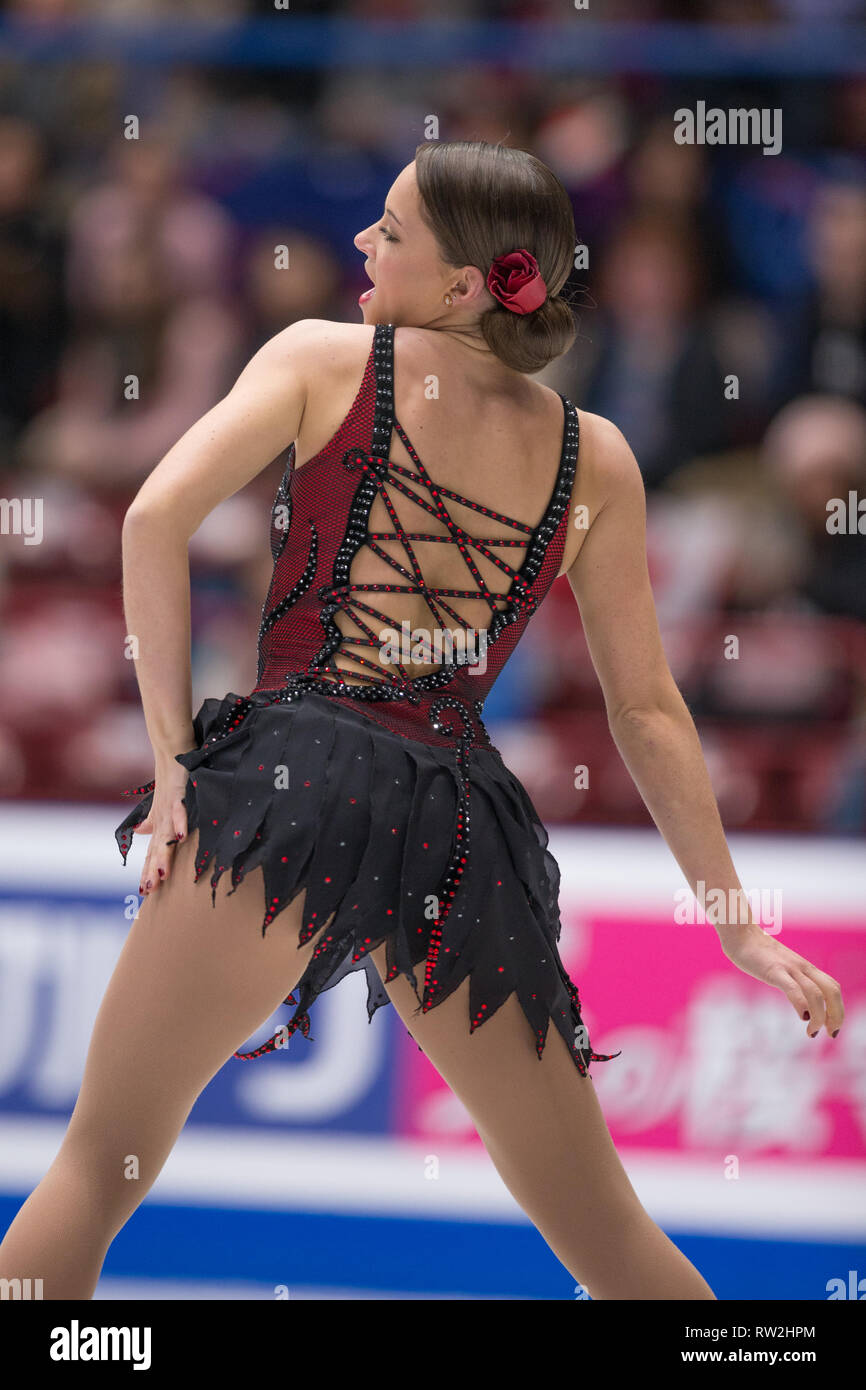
[
  {"x1": 259, "y1": 318, "x2": 375, "y2": 378},
  {"x1": 557, "y1": 409, "x2": 644, "y2": 576},
  {"x1": 257, "y1": 320, "x2": 376, "y2": 457},
  {"x1": 575, "y1": 409, "x2": 643, "y2": 507}
]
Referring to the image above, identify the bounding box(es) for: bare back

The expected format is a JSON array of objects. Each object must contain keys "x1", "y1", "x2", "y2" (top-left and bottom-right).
[{"x1": 291, "y1": 322, "x2": 587, "y2": 685}]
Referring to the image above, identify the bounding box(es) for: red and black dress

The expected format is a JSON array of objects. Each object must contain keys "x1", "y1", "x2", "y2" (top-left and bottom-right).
[{"x1": 115, "y1": 322, "x2": 620, "y2": 1078}]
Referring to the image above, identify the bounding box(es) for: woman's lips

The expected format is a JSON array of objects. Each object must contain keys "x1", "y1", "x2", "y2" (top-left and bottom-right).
[{"x1": 358, "y1": 286, "x2": 375, "y2": 304}]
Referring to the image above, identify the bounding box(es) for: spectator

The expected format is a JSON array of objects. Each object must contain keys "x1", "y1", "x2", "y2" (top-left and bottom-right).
[
  {"x1": 0, "y1": 117, "x2": 68, "y2": 468},
  {"x1": 761, "y1": 394, "x2": 866, "y2": 623},
  {"x1": 544, "y1": 212, "x2": 730, "y2": 488},
  {"x1": 772, "y1": 176, "x2": 866, "y2": 410},
  {"x1": 15, "y1": 133, "x2": 245, "y2": 493}
]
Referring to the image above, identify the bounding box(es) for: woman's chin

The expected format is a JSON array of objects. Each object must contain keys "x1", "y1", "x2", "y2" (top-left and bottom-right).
[{"x1": 358, "y1": 291, "x2": 400, "y2": 326}]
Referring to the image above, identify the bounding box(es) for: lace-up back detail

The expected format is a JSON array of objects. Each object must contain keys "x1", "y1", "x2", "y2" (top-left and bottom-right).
[
  {"x1": 318, "y1": 413, "x2": 567, "y2": 689},
  {"x1": 114, "y1": 322, "x2": 623, "y2": 1083},
  {"x1": 252, "y1": 323, "x2": 579, "y2": 749}
]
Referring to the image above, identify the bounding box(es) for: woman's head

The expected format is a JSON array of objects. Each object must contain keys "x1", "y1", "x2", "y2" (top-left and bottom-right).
[{"x1": 353, "y1": 140, "x2": 577, "y2": 373}]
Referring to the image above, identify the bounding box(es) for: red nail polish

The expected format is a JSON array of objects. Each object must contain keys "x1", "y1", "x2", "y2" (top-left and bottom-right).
[
  {"x1": 158, "y1": 868, "x2": 165, "y2": 879},
  {"x1": 803, "y1": 1011, "x2": 810, "y2": 1020},
  {"x1": 810, "y1": 1031, "x2": 818, "y2": 1039},
  {"x1": 145, "y1": 880, "x2": 152, "y2": 890},
  {"x1": 832, "y1": 1030, "x2": 839, "y2": 1038}
]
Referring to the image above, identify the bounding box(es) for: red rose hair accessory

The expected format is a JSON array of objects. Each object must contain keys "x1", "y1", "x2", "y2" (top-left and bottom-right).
[{"x1": 486, "y1": 248, "x2": 547, "y2": 315}]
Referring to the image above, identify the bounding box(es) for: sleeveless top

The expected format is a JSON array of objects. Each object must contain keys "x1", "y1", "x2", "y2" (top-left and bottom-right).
[
  {"x1": 209, "y1": 322, "x2": 579, "y2": 752},
  {"x1": 114, "y1": 324, "x2": 625, "y2": 1076}
]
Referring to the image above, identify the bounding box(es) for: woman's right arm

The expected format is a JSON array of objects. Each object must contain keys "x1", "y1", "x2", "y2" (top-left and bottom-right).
[{"x1": 121, "y1": 318, "x2": 320, "y2": 897}]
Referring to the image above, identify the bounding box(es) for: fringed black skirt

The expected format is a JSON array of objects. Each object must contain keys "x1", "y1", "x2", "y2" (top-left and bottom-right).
[{"x1": 115, "y1": 690, "x2": 619, "y2": 1078}]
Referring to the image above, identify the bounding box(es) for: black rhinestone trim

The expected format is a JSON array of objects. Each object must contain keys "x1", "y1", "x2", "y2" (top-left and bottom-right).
[
  {"x1": 256, "y1": 456, "x2": 304, "y2": 686},
  {"x1": 427, "y1": 693, "x2": 479, "y2": 745},
  {"x1": 259, "y1": 520, "x2": 318, "y2": 641},
  {"x1": 303, "y1": 322, "x2": 580, "y2": 706},
  {"x1": 306, "y1": 323, "x2": 396, "y2": 683},
  {"x1": 422, "y1": 695, "x2": 475, "y2": 1010}
]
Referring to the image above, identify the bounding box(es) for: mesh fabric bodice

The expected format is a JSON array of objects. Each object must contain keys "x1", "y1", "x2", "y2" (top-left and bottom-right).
[
  {"x1": 245, "y1": 322, "x2": 578, "y2": 751},
  {"x1": 114, "y1": 324, "x2": 625, "y2": 1081}
]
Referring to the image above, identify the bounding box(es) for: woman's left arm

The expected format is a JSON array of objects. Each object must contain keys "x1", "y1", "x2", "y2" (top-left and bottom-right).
[{"x1": 565, "y1": 410, "x2": 844, "y2": 1041}]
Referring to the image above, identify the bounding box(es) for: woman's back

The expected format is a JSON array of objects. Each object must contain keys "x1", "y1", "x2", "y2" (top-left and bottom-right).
[
  {"x1": 295, "y1": 321, "x2": 569, "y2": 518},
  {"x1": 271, "y1": 319, "x2": 580, "y2": 694},
  {"x1": 251, "y1": 319, "x2": 580, "y2": 742}
]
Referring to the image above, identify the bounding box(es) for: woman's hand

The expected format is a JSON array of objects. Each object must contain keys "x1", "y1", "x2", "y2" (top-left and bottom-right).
[
  {"x1": 134, "y1": 752, "x2": 191, "y2": 897},
  {"x1": 717, "y1": 922, "x2": 844, "y2": 1039}
]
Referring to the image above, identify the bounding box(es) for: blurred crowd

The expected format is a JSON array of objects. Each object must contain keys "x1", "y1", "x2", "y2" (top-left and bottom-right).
[
  {"x1": 2, "y1": 1, "x2": 866, "y2": 20},
  {"x1": 0, "y1": 6, "x2": 864, "y2": 833}
]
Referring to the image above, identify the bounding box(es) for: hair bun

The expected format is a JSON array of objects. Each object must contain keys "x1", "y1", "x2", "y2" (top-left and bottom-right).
[
  {"x1": 481, "y1": 294, "x2": 575, "y2": 374},
  {"x1": 414, "y1": 138, "x2": 579, "y2": 373}
]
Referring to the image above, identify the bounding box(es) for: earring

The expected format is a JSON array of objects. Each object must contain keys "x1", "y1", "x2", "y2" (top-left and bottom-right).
[{"x1": 443, "y1": 293, "x2": 453, "y2": 306}]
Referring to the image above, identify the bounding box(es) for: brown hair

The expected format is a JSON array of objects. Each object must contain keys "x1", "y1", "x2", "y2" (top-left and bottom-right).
[{"x1": 413, "y1": 139, "x2": 577, "y2": 374}]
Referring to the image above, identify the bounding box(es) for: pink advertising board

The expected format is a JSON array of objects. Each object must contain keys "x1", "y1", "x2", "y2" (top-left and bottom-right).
[{"x1": 393, "y1": 833, "x2": 866, "y2": 1162}]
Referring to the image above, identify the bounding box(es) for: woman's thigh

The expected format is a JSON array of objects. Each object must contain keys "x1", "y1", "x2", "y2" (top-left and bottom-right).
[
  {"x1": 366, "y1": 942, "x2": 646, "y2": 1252},
  {"x1": 65, "y1": 828, "x2": 329, "y2": 1186}
]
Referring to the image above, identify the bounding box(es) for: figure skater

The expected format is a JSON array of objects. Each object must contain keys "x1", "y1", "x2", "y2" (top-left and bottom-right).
[{"x1": 0, "y1": 140, "x2": 844, "y2": 1300}]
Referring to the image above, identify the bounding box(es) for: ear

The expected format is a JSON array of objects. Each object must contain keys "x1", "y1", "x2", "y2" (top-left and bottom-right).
[{"x1": 453, "y1": 263, "x2": 491, "y2": 308}]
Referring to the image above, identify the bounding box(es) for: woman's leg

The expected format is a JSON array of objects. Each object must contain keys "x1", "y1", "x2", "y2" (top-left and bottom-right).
[
  {"x1": 367, "y1": 944, "x2": 716, "y2": 1300},
  {"x1": 0, "y1": 829, "x2": 330, "y2": 1299}
]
